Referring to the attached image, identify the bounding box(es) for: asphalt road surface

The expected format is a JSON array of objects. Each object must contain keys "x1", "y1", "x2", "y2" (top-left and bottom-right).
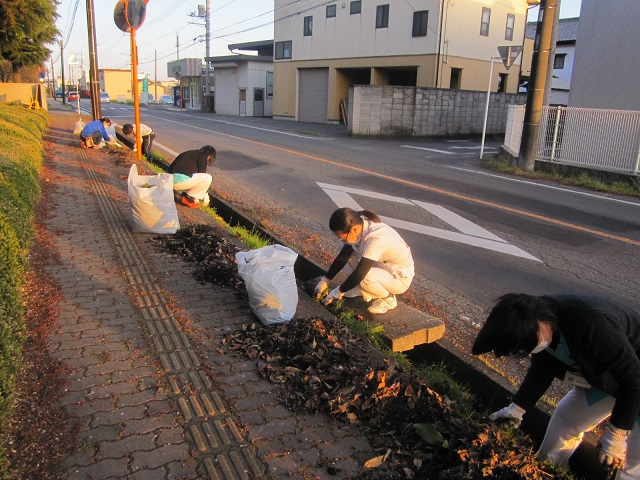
[{"x1": 97, "y1": 101, "x2": 640, "y2": 315}]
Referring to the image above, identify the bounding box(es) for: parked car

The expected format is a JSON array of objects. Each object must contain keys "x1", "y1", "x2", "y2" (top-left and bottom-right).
[
  {"x1": 100, "y1": 92, "x2": 110, "y2": 103},
  {"x1": 67, "y1": 91, "x2": 79, "y2": 101},
  {"x1": 160, "y1": 95, "x2": 173, "y2": 105}
]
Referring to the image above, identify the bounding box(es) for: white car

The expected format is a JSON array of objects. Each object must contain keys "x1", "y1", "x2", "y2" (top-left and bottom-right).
[{"x1": 100, "y1": 92, "x2": 110, "y2": 103}]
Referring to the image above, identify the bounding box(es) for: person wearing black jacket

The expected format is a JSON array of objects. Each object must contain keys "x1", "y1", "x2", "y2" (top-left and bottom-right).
[
  {"x1": 167, "y1": 145, "x2": 216, "y2": 208},
  {"x1": 315, "y1": 208, "x2": 414, "y2": 315},
  {"x1": 472, "y1": 293, "x2": 640, "y2": 479}
]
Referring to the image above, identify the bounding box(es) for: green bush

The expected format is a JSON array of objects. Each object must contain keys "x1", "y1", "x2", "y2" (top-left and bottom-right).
[{"x1": 0, "y1": 104, "x2": 45, "y2": 420}]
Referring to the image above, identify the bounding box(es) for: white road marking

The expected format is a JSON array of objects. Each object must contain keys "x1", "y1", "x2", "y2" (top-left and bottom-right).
[
  {"x1": 401, "y1": 145, "x2": 455, "y2": 155},
  {"x1": 318, "y1": 182, "x2": 540, "y2": 261},
  {"x1": 447, "y1": 167, "x2": 640, "y2": 207}
]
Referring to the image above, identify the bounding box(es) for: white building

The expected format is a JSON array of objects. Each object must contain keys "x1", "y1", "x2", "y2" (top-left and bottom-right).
[
  {"x1": 207, "y1": 40, "x2": 274, "y2": 117},
  {"x1": 273, "y1": 0, "x2": 530, "y2": 124}
]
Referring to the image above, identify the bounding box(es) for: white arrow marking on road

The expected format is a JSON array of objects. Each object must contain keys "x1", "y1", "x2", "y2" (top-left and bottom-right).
[{"x1": 317, "y1": 182, "x2": 540, "y2": 262}]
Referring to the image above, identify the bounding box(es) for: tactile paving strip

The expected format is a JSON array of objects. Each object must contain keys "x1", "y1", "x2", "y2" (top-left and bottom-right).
[{"x1": 80, "y1": 154, "x2": 265, "y2": 479}]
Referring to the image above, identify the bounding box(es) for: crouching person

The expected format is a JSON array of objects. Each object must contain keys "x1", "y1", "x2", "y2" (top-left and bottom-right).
[
  {"x1": 317, "y1": 207, "x2": 414, "y2": 315},
  {"x1": 167, "y1": 145, "x2": 216, "y2": 208},
  {"x1": 80, "y1": 117, "x2": 112, "y2": 148},
  {"x1": 472, "y1": 293, "x2": 640, "y2": 479}
]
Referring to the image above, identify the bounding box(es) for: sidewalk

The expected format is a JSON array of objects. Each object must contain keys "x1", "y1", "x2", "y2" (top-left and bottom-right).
[{"x1": 42, "y1": 105, "x2": 375, "y2": 479}]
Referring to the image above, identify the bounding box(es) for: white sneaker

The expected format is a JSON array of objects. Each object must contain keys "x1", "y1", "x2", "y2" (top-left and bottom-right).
[
  {"x1": 367, "y1": 295, "x2": 398, "y2": 314},
  {"x1": 202, "y1": 193, "x2": 210, "y2": 207}
]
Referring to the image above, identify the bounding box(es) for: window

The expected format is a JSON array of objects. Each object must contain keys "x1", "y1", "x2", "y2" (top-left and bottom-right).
[
  {"x1": 304, "y1": 16, "x2": 312, "y2": 36},
  {"x1": 412, "y1": 10, "x2": 428, "y2": 37},
  {"x1": 554, "y1": 53, "x2": 566, "y2": 69},
  {"x1": 350, "y1": 1, "x2": 361, "y2": 14},
  {"x1": 480, "y1": 7, "x2": 491, "y2": 36},
  {"x1": 266, "y1": 71, "x2": 273, "y2": 98},
  {"x1": 275, "y1": 41, "x2": 292, "y2": 60},
  {"x1": 326, "y1": 5, "x2": 336, "y2": 18},
  {"x1": 505, "y1": 14, "x2": 515, "y2": 41},
  {"x1": 450, "y1": 68, "x2": 462, "y2": 90},
  {"x1": 498, "y1": 73, "x2": 508, "y2": 93},
  {"x1": 376, "y1": 4, "x2": 389, "y2": 28}
]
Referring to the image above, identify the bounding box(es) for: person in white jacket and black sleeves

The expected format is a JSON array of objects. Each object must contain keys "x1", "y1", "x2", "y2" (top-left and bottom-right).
[
  {"x1": 315, "y1": 207, "x2": 414, "y2": 315},
  {"x1": 472, "y1": 293, "x2": 640, "y2": 480}
]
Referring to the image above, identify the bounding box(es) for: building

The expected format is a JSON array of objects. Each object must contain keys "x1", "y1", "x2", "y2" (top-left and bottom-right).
[
  {"x1": 206, "y1": 40, "x2": 274, "y2": 116},
  {"x1": 99, "y1": 69, "x2": 132, "y2": 101},
  {"x1": 167, "y1": 58, "x2": 204, "y2": 110},
  {"x1": 522, "y1": 17, "x2": 579, "y2": 106},
  {"x1": 273, "y1": 0, "x2": 530, "y2": 124},
  {"x1": 568, "y1": 0, "x2": 640, "y2": 110}
]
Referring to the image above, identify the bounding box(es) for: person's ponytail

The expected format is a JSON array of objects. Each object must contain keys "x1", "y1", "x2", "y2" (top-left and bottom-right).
[{"x1": 357, "y1": 209, "x2": 381, "y2": 223}]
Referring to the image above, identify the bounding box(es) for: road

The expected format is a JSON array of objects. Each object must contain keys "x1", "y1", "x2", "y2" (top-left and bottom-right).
[{"x1": 95, "y1": 100, "x2": 640, "y2": 316}]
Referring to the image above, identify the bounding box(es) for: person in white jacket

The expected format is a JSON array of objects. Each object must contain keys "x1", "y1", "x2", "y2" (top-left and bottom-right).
[
  {"x1": 122, "y1": 123, "x2": 155, "y2": 157},
  {"x1": 316, "y1": 207, "x2": 414, "y2": 315}
]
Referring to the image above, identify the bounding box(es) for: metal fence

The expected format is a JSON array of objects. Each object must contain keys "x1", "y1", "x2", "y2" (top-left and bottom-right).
[{"x1": 503, "y1": 105, "x2": 640, "y2": 175}]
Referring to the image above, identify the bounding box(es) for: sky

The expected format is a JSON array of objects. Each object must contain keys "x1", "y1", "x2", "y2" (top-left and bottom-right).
[{"x1": 50, "y1": 0, "x2": 582, "y2": 82}]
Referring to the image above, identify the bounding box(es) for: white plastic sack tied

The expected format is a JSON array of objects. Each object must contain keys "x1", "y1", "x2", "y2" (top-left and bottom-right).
[
  {"x1": 236, "y1": 244, "x2": 298, "y2": 326},
  {"x1": 127, "y1": 164, "x2": 180, "y2": 234}
]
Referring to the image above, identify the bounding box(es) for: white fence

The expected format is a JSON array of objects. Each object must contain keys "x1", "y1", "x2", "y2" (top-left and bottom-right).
[{"x1": 503, "y1": 105, "x2": 640, "y2": 175}]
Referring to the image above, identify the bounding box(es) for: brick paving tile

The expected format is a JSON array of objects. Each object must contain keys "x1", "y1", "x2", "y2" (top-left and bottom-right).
[{"x1": 38, "y1": 109, "x2": 376, "y2": 480}]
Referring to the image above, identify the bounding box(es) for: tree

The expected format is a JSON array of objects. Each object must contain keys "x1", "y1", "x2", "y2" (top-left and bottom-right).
[{"x1": 0, "y1": 0, "x2": 59, "y2": 82}]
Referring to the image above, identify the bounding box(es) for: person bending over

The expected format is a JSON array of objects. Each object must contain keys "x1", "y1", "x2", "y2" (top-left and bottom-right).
[
  {"x1": 316, "y1": 207, "x2": 414, "y2": 315},
  {"x1": 80, "y1": 117, "x2": 112, "y2": 148},
  {"x1": 122, "y1": 123, "x2": 155, "y2": 157},
  {"x1": 472, "y1": 293, "x2": 640, "y2": 479},
  {"x1": 167, "y1": 145, "x2": 216, "y2": 208}
]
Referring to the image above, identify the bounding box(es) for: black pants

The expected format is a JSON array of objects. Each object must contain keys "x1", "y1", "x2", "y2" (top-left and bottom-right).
[
  {"x1": 141, "y1": 132, "x2": 155, "y2": 156},
  {"x1": 80, "y1": 131, "x2": 103, "y2": 146}
]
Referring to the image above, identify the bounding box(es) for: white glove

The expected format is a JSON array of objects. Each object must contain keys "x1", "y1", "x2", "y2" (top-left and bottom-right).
[
  {"x1": 488, "y1": 403, "x2": 526, "y2": 426},
  {"x1": 598, "y1": 424, "x2": 628, "y2": 468},
  {"x1": 322, "y1": 286, "x2": 344, "y2": 306},
  {"x1": 314, "y1": 277, "x2": 330, "y2": 297},
  {"x1": 114, "y1": 142, "x2": 123, "y2": 148}
]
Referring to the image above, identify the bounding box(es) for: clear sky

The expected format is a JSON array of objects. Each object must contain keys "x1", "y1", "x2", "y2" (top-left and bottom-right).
[{"x1": 50, "y1": 0, "x2": 582, "y2": 82}]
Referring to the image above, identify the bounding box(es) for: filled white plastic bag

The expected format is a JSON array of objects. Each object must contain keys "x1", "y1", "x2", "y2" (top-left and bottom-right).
[
  {"x1": 236, "y1": 244, "x2": 298, "y2": 325},
  {"x1": 127, "y1": 164, "x2": 180, "y2": 234},
  {"x1": 73, "y1": 118, "x2": 85, "y2": 135}
]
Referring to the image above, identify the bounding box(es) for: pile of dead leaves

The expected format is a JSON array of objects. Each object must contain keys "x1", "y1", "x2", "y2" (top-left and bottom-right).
[
  {"x1": 152, "y1": 224, "x2": 246, "y2": 292},
  {"x1": 226, "y1": 317, "x2": 575, "y2": 480}
]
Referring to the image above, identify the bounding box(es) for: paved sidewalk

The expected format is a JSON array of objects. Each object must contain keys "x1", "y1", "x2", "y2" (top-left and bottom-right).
[{"x1": 42, "y1": 105, "x2": 375, "y2": 479}]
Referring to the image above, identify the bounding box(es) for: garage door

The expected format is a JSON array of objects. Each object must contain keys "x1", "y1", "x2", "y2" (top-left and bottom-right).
[{"x1": 298, "y1": 68, "x2": 329, "y2": 123}]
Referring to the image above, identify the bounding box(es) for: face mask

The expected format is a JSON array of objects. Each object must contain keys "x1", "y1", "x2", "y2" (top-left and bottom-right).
[{"x1": 531, "y1": 339, "x2": 551, "y2": 354}]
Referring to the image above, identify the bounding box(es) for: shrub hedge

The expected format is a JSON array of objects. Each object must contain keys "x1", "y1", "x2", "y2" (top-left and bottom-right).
[{"x1": 0, "y1": 104, "x2": 46, "y2": 417}]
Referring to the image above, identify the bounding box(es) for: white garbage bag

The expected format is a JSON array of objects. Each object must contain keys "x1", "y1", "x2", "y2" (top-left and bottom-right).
[
  {"x1": 236, "y1": 244, "x2": 298, "y2": 325},
  {"x1": 127, "y1": 164, "x2": 180, "y2": 234}
]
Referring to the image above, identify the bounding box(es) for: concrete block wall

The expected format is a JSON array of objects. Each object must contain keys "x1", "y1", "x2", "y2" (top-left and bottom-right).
[{"x1": 348, "y1": 85, "x2": 525, "y2": 137}]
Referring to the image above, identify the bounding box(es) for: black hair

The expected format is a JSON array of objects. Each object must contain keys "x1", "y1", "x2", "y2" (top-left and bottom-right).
[
  {"x1": 328, "y1": 207, "x2": 381, "y2": 234},
  {"x1": 199, "y1": 145, "x2": 216, "y2": 159},
  {"x1": 472, "y1": 293, "x2": 559, "y2": 357},
  {"x1": 99, "y1": 117, "x2": 111, "y2": 124},
  {"x1": 122, "y1": 124, "x2": 133, "y2": 135}
]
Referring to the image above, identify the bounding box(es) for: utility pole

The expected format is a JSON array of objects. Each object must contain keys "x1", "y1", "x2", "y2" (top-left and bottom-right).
[
  {"x1": 154, "y1": 50, "x2": 158, "y2": 103},
  {"x1": 61, "y1": 40, "x2": 66, "y2": 105},
  {"x1": 518, "y1": 0, "x2": 555, "y2": 171},
  {"x1": 543, "y1": 0, "x2": 561, "y2": 106},
  {"x1": 176, "y1": 33, "x2": 180, "y2": 59},
  {"x1": 87, "y1": 0, "x2": 102, "y2": 119},
  {"x1": 205, "y1": 0, "x2": 211, "y2": 98}
]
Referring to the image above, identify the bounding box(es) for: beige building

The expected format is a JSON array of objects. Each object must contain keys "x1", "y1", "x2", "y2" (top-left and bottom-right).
[
  {"x1": 98, "y1": 69, "x2": 132, "y2": 101},
  {"x1": 274, "y1": 0, "x2": 530, "y2": 123}
]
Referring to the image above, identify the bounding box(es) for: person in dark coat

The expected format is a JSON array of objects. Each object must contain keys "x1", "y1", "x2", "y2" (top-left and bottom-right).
[
  {"x1": 167, "y1": 145, "x2": 216, "y2": 208},
  {"x1": 472, "y1": 293, "x2": 640, "y2": 479}
]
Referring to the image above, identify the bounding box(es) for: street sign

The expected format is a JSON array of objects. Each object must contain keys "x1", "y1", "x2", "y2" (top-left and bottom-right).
[{"x1": 497, "y1": 45, "x2": 523, "y2": 70}]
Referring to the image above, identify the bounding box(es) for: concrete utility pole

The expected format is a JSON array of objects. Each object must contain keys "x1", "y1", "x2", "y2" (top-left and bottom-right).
[
  {"x1": 518, "y1": 0, "x2": 557, "y2": 171},
  {"x1": 87, "y1": 0, "x2": 102, "y2": 120},
  {"x1": 60, "y1": 41, "x2": 66, "y2": 105},
  {"x1": 543, "y1": 0, "x2": 561, "y2": 106}
]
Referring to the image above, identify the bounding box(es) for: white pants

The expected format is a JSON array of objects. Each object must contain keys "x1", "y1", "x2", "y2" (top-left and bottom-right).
[
  {"x1": 173, "y1": 173, "x2": 212, "y2": 202},
  {"x1": 344, "y1": 263, "x2": 412, "y2": 301},
  {"x1": 538, "y1": 387, "x2": 640, "y2": 480}
]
